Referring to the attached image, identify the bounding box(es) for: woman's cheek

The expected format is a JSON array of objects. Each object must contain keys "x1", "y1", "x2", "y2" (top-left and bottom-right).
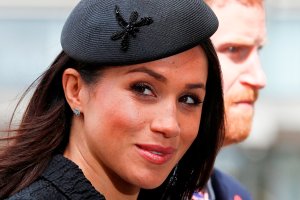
[
  {"x1": 106, "y1": 100, "x2": 146, "y2": 136},
  {"x1": 181, "y1": 113, "x2": 201, "y2": 142}
]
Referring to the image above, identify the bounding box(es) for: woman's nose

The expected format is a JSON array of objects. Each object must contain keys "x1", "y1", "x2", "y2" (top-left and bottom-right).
[{"x1": 150, "y1": 102, "x2": 180, "y2": 138}]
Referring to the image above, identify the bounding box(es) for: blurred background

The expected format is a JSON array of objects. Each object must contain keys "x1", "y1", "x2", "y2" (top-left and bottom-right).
[{"x1": 0, "y1": 0, "x2": 299, "y2": 199}]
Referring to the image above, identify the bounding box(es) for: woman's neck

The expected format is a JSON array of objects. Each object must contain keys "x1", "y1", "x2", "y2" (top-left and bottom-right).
[{"x1": 64, "y1": 129, "x2": 140, "y2": 200}]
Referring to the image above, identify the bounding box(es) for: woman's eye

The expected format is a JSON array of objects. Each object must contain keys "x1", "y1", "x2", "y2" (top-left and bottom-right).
[
  {"x1": 179, "y1": 95, "x2": 202, "y2": 106},
  {"x1": 131, "y1": 82, "x2": 155, "y2": 96}
]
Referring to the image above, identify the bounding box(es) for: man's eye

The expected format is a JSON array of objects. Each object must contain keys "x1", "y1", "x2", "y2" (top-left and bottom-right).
[
  {"x1": 227, "y1": 46, "x2": 239, "y2": 53},
  {"x1": 222, "y1": 45, "x2": 252, "y2": 62},
  {"x1": 131, "y1": 82, "x2": 154, "y2": 96},
  {"x1": 179, "y1": 95, "x2": 202, "y2": 106}
]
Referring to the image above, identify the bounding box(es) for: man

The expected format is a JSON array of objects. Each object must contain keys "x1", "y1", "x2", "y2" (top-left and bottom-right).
[{"x1": 193, "y1": 0, "x2": 267, "y2": 199}]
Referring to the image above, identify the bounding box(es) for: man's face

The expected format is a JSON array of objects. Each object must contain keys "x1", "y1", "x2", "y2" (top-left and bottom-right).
[{"x1": 211, "y1": 2, "x2": 267, "y2": 146}]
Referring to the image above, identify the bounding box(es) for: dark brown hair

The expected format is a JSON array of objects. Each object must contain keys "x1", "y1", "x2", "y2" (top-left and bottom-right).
[
  {"x1": 0, "y1": 39, "x2": 224, "y2": 199},
  {"x1": 0, "y1": 52, "x2": 101, "y2": 198}
]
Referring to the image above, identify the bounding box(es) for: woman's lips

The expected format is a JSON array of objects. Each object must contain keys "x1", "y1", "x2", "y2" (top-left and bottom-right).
[{"x1": 136, "y1": 144, "x2": 176, "y2": 165}]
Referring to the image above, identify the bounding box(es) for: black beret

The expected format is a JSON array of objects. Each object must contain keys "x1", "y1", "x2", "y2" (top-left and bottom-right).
[{"x1": 61, "y1": 0, "x2": 218, "y2": 65}]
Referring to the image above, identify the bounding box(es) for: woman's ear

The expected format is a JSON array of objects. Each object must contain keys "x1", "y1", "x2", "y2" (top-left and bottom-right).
[{"x1": 62, "y1": 68, "x2": 85, "y2": 113}]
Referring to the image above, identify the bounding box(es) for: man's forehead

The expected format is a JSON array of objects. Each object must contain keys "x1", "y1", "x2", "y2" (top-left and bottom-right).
[
  {"x1": 211, "y1": 3, "x2": 266, "y2": 46},
  {"x1": 207, "y1": 0, "x2": 263, "y2": 7}
]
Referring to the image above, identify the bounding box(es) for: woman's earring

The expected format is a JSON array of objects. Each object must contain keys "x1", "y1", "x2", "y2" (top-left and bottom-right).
[
  {"x1": 73, "y1": 108, "x2": 81, "y2": 116},
  {"x1": 168, "y1": 164, "x2": 178, "y2": 187}
]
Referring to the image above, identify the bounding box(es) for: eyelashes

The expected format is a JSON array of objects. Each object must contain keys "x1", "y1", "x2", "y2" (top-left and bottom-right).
[
  {"x1": 179, "y1": 94, "x2": 203, "y2": 106},
  {"x1": 131, "y1": 82, "x2": 155, "y2": 97},
  {"x1": 130, "y1": 82, "x2": 203, "y2": 106}
]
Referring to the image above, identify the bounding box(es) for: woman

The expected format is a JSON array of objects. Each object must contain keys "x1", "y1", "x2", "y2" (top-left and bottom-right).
[{"x1": 0, "y1": 0, "x2": 224, "y2": 199}]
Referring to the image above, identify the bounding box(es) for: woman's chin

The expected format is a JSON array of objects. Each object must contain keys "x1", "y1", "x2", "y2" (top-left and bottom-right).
[
  {"x1": 134, "y1": 175, "x2": 168, "y2": 190},
  {"x1": 140, "y1": 182, "x2": 163, "y2": 190}
]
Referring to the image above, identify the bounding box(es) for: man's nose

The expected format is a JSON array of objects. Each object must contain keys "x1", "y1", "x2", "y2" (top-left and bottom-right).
[{"x1": 240, "y1": 50, "x2": 266, "y2": 89}]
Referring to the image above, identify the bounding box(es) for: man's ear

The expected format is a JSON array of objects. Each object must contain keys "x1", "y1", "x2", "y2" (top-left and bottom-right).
[{"x1": 62, "y1": 68, "x2": 85, "y2": 113}]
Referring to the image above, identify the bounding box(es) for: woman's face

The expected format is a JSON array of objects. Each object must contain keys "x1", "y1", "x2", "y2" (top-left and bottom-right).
[{"x1": 73, "y1": 46, "x2": 208, "y2": 192}]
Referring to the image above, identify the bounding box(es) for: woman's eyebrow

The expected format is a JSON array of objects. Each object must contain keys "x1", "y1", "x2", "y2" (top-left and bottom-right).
[
  {"x1": 185, "y1": 83, "x2": 206, "y2": 90},
  {"x1": 127, "y1": 67, "x2": 206, "y2": 90},
  {"x1": 126, "y1": 67, "x2": 167, "y2": 83}
]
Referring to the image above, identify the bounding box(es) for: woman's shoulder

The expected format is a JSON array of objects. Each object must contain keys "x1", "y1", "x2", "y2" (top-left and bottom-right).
[
  {"x1": 5, "y1": 178, "x2": 66, "y2": 200},
  {"x1": 6, "y1": 155, "x2": 105, "y2": 200}
]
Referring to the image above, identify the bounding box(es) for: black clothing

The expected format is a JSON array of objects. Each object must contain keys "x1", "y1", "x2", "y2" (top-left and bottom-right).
[{"x1": 6, "y1": 155, "x2": 105, "y2": 200}]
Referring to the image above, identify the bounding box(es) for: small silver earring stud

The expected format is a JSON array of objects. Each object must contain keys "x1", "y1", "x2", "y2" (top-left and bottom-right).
[{"x1": 73, "y1": 108, "x2": 81, "y2": 116}]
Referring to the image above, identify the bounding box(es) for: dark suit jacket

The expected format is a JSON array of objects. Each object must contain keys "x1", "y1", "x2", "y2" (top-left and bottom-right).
[{"x1": 210, "y1": 169, "x2": 253, "y2": 200}]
